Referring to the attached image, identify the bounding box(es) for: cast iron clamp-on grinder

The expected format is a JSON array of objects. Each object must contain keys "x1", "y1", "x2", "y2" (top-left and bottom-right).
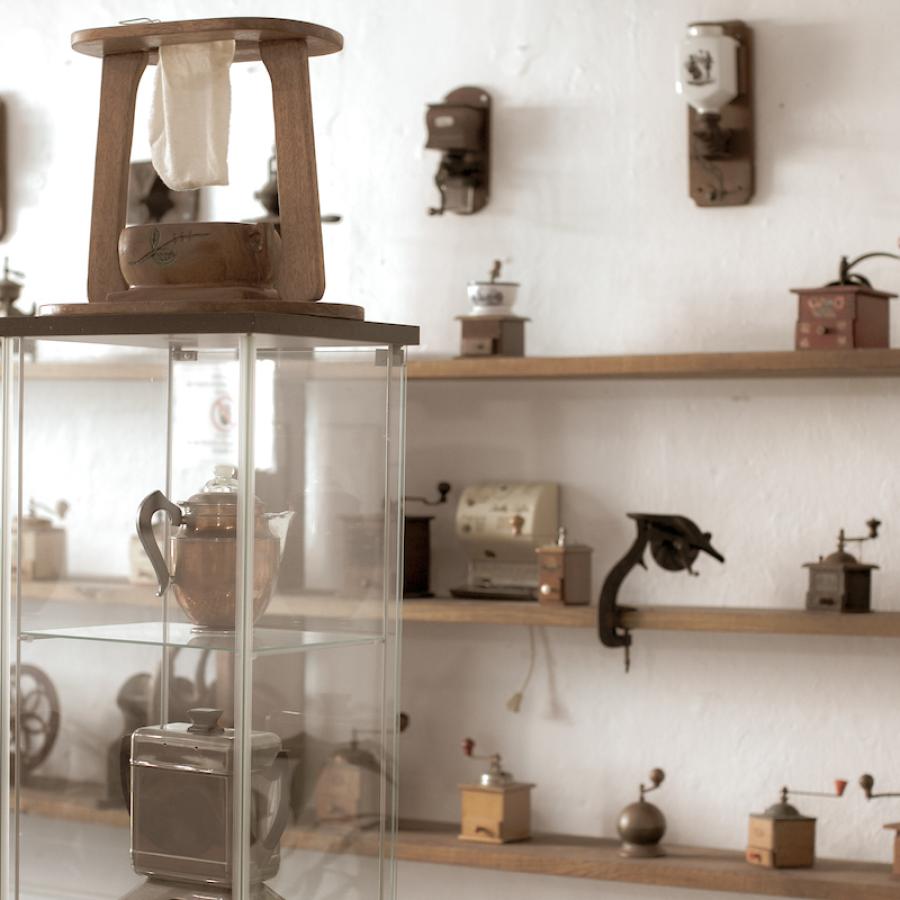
[{"x1": 598, "y1": 513, "x2": 724, "y2": 671}]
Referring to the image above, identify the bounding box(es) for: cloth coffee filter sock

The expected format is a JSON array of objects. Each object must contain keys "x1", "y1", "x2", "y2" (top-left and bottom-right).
[{"x1": 149, "y1": 40, "x2": 236, "y2": 191}]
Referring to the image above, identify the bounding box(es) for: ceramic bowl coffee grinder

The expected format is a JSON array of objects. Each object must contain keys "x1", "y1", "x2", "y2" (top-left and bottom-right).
[
  {"x1": 457, "y1": 260, "x2": 527, "y2": 357},
  {"x1": 859, "y1": 773, "x2": 900, "y2": 876},
  {"x1": 617, "y1": 768, "x2": 667, "y2": 858},
  {"x1": 459, "y1": 737, "x2": 535, "y2": 844},
  {"x1": 746, "y1": 780, "x2": 846, "y2": 869}
]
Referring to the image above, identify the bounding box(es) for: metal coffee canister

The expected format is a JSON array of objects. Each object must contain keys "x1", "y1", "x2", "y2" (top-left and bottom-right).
[{"x1": 130, "y1": 707, "x2": 288, "y2": 887}]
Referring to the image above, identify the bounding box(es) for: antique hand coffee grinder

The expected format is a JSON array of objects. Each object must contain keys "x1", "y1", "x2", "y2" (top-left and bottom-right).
[
  {"x1": 0, "y1": 259, "x2": 31, "y2": 317},
  {"x1": 458, "y1": 737, "x2": 534, "y2": 844},
  {"x1": 536, "y1": 526, "x2": 593, "y2": 606},
  {"x1": 313, "y1": 713, "x2": 409, "y2": 826},
  {"x1": 746, "y1": 781, "x2": 846, "y2": 869},
  {"x1": 403, "y1": 481, "x2": 450, "y2": 597},
  {"x1": 804, "y1": 518, "x2": 880, "y2": 613},
  {"x1": 859, "y1": 773, "x2": 900, "y2": 876},
  {"x1": 617, "y1": 768, "x2": 667, "y2": 858},
  {"x1": 599, "y1": 513, "x2": 724, "y2": 670},
  {"x1": 794, "y1": 250, "x2": 900, "y2": 350}
]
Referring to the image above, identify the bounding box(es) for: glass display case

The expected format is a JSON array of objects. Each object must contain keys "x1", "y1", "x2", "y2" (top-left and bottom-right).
[{"x1": 0, "y1": 311, "x2": 416, "y2": 900}]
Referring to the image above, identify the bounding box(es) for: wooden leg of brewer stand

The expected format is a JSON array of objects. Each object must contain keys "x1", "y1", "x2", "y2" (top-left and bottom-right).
[
  {"x1": 261, "y1": 40, "x2": 325, "y2": 302},
  {"x1": 87, "y1": 51, "x2": 147, "y2": 304}
]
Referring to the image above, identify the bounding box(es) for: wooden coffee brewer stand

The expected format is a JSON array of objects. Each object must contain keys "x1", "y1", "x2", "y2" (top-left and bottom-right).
[{"x1": 64, "y1": 18, "x2": 347, "y2": 316}]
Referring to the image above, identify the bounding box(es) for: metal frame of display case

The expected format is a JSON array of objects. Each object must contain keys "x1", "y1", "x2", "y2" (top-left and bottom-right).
[{"x1": 0, "y1": 311, "x2": 417, "y2": 900}]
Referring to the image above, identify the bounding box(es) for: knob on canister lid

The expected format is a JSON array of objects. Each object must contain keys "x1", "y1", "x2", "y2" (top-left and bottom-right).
[{"x1": 187, "y1": 707, "x2": 224, "y2": 734}]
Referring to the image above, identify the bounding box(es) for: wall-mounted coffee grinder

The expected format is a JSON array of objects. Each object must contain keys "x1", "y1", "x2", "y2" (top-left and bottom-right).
[{"x1": 425, "y1": 86, "x2": 491, "y2": 216}]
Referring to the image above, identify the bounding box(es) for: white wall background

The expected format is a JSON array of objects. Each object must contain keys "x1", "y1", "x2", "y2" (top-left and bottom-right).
[{"x1": 4, "y1": 2, "x2": 900, "y2": 899}]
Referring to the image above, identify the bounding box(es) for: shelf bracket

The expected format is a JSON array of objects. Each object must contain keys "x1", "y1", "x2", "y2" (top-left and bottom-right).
[{"x1": 598, "y1": 514, "x2": 725, "y2": 670}]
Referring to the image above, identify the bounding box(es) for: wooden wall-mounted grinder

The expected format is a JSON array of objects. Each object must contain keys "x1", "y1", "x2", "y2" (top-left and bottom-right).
[{"x1": 425, "y1": 87, "x2": 491, "y2": 216}]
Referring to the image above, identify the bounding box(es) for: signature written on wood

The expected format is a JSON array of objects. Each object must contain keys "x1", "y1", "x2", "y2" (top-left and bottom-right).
[{"x1": 130, "y1": 227, "x2": 211, "y2": 267}]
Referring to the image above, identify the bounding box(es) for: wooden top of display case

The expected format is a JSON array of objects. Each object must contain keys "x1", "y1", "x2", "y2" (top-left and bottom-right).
[
  {"x1": 0, "y1": 311, "x2": 419, "y2": 347},
  {"x1": 71, "y1": 18, "x2": 343, "y2": 63}
]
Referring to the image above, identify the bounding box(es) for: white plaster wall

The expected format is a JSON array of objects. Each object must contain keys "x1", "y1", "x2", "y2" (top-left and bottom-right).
[{"x1": 4, "y1": 2, "x2": 900, "y2": 899}]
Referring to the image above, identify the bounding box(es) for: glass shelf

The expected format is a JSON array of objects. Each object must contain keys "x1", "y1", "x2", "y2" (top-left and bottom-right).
[{"x1": 20, "y1": 620, "x2": 383, "y2": 656}]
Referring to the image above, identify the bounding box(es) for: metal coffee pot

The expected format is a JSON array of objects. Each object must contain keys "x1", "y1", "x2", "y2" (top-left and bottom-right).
[{"x1": 137, "y1": 466, "x2": 294, "y2": 631}]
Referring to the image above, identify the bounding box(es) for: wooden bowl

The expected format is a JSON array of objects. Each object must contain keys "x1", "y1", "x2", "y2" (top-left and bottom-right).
[{"x1": 118, "y1": 222, "x2": 281, "y2": 289}]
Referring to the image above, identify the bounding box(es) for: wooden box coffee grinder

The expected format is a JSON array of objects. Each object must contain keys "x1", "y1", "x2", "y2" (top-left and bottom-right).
[
  {"x1": 804, "y1": 518, "x2": 880, "y2": 613},
  {"x1": 459, "y1": 737, "x2": 534, "y2": 844},
  {"x1": 794, "y1": 251, "x2": 900, "y2": 350},
  {"x1": 536, "y1": 527, "x2": 592, "y2": 606},
  {"x1": 746, "y1": 781, "x2": 846, "y2": 869},
  {"x1": 859, "y1": 773, "x2": 900, "y2": 876}
]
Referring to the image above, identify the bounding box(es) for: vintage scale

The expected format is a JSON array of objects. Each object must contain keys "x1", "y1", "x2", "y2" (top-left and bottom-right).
[
  {"x1": 0, "y1": 16, "x2": 415, "y2": 900},
  {"x1": 49, "y1": 17, "x2": 358, "y2": 319}
]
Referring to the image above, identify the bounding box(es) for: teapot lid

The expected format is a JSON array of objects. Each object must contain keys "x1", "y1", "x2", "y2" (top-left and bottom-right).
[
  {"x1": 183, "y1": 465, "x2": 263, "y2": 516},
  {"x1": 202, "y1": 465, "x2": 240, "y2": 494}
]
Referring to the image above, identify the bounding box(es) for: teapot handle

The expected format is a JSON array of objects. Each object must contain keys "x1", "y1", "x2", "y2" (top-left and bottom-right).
[{"x1": 136, "y1": 490, "x2": 183, "y2": 597}]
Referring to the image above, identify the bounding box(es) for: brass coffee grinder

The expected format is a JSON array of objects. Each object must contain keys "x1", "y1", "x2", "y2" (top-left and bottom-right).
[
  {"x1": 459, "y1": 737, "x2": 534, "y2": 844},
  {"x1": 746, "y1": 780, "x2": 846, "y2": 869},
  {"x1": 859, "y1": 773, "x2": 900, "y2": 876},
  {"x1": 617, "y1": 768, "x2": 667, "y2": 858},
  {"x1": 804, "y1": 518, "x2": 880, "y2": 612}
]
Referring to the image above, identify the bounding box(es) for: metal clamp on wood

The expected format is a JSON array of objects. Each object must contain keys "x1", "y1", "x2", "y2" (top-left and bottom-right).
[{"x1": 598, "y1": 513, "x2": 724, "y2": 671}]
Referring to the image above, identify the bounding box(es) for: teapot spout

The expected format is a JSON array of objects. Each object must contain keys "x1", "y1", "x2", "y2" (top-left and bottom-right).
[{"x1": 265, "y1": 510, "x2": 296, "y2": 555}]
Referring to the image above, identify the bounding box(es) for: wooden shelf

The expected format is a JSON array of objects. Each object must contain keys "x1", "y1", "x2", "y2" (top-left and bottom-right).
[
  {"x1": 406, "y1": 349, "x2": 900, "y2": 381},
  {"x1": 619, "y1": 606, "x2": 900, "y2": 638},
  {"x1": 22, "y1": 349, "x2": 900, "y2": 382},
  {"x1": 403, "y1": 598, "x2": 593, "y2": 627},
  {"x1": 17, "y1": 781, "x2": 900, "y2": 899},
  {"x1": 24, "y1": 581, "x2": 900, "y2": 636}
]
